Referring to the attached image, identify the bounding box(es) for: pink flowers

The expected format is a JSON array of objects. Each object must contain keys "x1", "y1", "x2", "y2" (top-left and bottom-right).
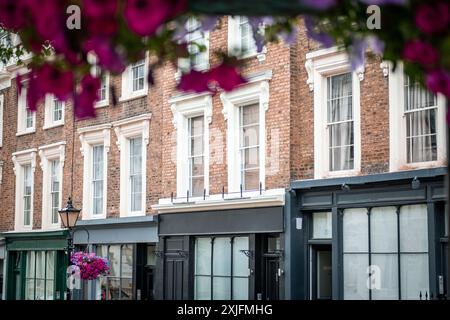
[
  {"x1": 24, "y1": 64, "x2": 74, "y2": 111},
  {"x1": 71, "y1": 251, "x2": 109, "y2": 280},
  {"x1": 402, "y1": 40, "x2": 440, "y2": 67},
  {"x1": 75, "y1": 74, "x2": 101, "y2": 119},
  {"x1": 178, "y1": 63, "x2": 247, "y2": 94},
  {"x1": 0, "y1": 0, "x2": 27, "y2": 30},
  {"x1": 426, "y1": 69, "x2": 450, "y2": 97},
  {"x1": 415, "y1": 2, "x2": 450, "y2": 34},
  {"x1": 124, "y1": 0, "x2": 187, "y2": 36}
]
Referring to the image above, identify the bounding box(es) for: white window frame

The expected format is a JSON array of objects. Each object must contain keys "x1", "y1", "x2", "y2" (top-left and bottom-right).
[
  {"x1": 87, "y1": 52, "x2": 110, "y2": 108},
  {"x1": 221, "y1": 79, "x2": 270, "y2": 193},
  {"x1": 0, "y1": 94, "x2": 4, "y2": 147},
  {"x1": 38, "y1": 142, "x2": 65, "y2": 229},
  {"x1": 12, "y1": 148, "x2": 37, "y2": 231},
  {"x1": 388, "y1": 63, "x2": 446, "y2": 171},
  {"x1": 177, "y1": 17, "x2": 210, "y2": 79},
  {"x1": 227, "y1": 16, "x2": 266, "y2": 62},
  {"x1": 120, "y1": 53, "x2": 149, "y2": 102},
  {"x1": 113, "y1": 114, "x2": 151, "y2": 217},
  {"x1": 43, "y1": 94, "x2": 65, "y2": 129},
  {"x1": 305, "y1": 47, "x2": 362, "y2": 179},
  {"x1": 96, "y1": 72, "x2": 110, "y2": 108},
  {"x1": 16, "y1": 87, "x2": 36, "y2": 136},
  {"x1": 79, "y1": 124, "x2": 111, "y2": 220},
  {"x1": 170, "y1": 93, "x2": 212, "y2": 198}
]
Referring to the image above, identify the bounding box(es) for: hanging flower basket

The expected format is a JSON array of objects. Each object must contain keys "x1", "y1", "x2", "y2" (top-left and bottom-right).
[{"x1": 70, "y1": 251, "x2": 109, "y2": 280}]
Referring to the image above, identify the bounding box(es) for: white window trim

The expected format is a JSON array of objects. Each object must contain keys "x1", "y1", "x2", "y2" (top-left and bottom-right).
[
  {"x1": 175, "y1": 19, "x2": 210, "y2": 81},
  {"x1": 87, "y1": 52, "x2": 110, "y2": 108},
  {"x1": 78, "y1": 124, "x2": 111, "y2": 220},
  {"x1": 0, "y1": 94, "x2": 4, "y2": 147},
  {"x1": 12, "y1": 148, "x2": 37, "y2": 231},
  {"x1": 16, "y1": 87, "x2": 36, "y2": 136},
  {"x1": 43, "y1": 94, "x2": 65, "y2": 130},
  {"x1": 388, "y1": 63, "x2": 447, "y2": 172},
  {"x1": 113, "y1": 114, "x2": 151, "y2": 217},
  {"x1": 227, "y1": 16, "x2": 267, "y2": 62},
  {"x1": 120, "y1": 53, "x2": 149, "y2": 102},
  {"x1": 170, "y1": 92, "x2": 212, "y2": 198},
  {"x1": 305, "y1": 47, "x2": 362, "y2": 179},
  {"x1": 95, "y1": 73, "x2": 110, "y2": 108},
  {"x1": 38, "y1": 142, "x2": 65, "y2": 230},
  {"x1": 221, "y1": 78, "x2": 270, "y2": 193}
]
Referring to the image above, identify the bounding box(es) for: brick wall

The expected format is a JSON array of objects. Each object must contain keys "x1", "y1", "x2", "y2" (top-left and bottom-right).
[{"x1": 0, "y1": 18, "x2": 443, "y2": 232}]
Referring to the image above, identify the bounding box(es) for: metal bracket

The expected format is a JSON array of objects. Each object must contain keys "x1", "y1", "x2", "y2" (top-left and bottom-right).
[{"x1": 240, "y1": 250, "x2": 254, "y2": 259}]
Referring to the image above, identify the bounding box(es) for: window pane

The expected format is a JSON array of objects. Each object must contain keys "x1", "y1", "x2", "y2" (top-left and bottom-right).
[
  {"x1": 213, "y1": 238, "x2": 231, "y2": 276},
  {"x1": 327, "y1": 73, "x2": 354, "y2": 172},
  {"x1": 343, "y1": 254, "x2": 369, "y2": 300},
  {"x1": 400, "y1": 204, "x2": 428, "y2": 253},
  {"x1": 212, "y1": 277, "x2": 231, "y2": 300},
  {"x1": 130, "y1": 137, "x2": 143, "y2": 212},
  {"x1": 195, "y1": 238, "x2": 211, "y2": 275},
  {"x1": 23, "y1": 165, "x2": 32, "y2": 226},
  {"x1": 108, "y1": 279, "x2": 120, "y2": 300},
  {"x1": 132, "y1": 60, "x2": 145, "y2": 92},
  {"x1": 327, "y1": 73, "x2": 353, "y2": 122},
  {"x1": 371, "y1": 254, "x2": 399, "y2": 300},
  {"x1": 312, "y1": 212, "x2": 332, "y2": 239},
  {"x1": 233, "y1": 237, "x2": 249, "y2": 277},
  {"x1": 26, "y1": 109, "x2": 34, "y2": 128},
  {"x1": 329, "y1": 123, "x2": 354, "y2": 171},
  {"x1": 242, "y1": 169, "x2": 259, "y2": 190},
  {"x1": 239, "y1": 16, "x2": 256, "y2": 54},
  {"x1": 242, "y1": 104, "x2": 259, "y2": 125},
  {"x1": 25, "y1": 251, "x2": 35, "y2": 300},
  {"x1": 406, "y1": 109, "x2": 437, "y2": 163},
  {"x1": 343, "y1": 208, "x2": 368, "y2": 253},
  {"x1": 404, "y1": 76, "x2": 437, "y2": 111},
  {"x1": 120, "y1": 278, "x2": 133, "y2": 300},
  {"x1": 52, "y1": 98, "x2": 63, "y2": 122},
  {"x1": 243, "y1": 147, "x2": 259, "y2": 169},
  {"x1": 121, "y1": 244, "x2": 133, "y2": 279},
  {"x1": 400, "y1": 253, "x2": 429, "y2": 300},
  {"x1": 371, "y1": 207, "x2": 398, "y2": 253},
  {"x1": 232, "y1": 278, "x2": 249, "y2": 300},
  {"x1": 195, "y1": 276, "x2": 211, "y2": 300},
  {"x1": 108, "y1": 245, "x2": 120, "y2": 277}
]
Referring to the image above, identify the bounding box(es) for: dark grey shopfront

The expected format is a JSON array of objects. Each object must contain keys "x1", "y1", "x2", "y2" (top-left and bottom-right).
[
  {"x1": 73, "y1": 216, "x2": 158, "y2": 300},
  {"x1": 155, "y1": 206, "x2": 285, "y2": 300},
  {"x1": 286, "y1": 168, "x2": 448, "y2": 300}
]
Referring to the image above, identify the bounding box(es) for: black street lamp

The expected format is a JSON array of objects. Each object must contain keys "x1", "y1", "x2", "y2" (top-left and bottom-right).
[{"x1": 58, "y1": 197, "x2": 81, "y2": 300}]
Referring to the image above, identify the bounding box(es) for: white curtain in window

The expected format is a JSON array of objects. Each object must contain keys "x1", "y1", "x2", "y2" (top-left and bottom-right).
[
  {"x1": 35, "y1": 251, "x2": 45, "y2": 300},
  {"x1": 343, "y1": 208, "x2": 369, "y2": 300},
  {"x1": 404, "y1": 77, "x2": 437, "y2": 163},
  {"x1": 212, "y1": 238, "x2": 231, "y2": 300},
  {"x1": 25, "y1": 251, "x2": 35, "y2": 300},
  {"x1": 46, "y1": 251, "x2": 55, "y2": 300},
  {"x1": 328, "y1": 73, "x2": 354, "y2": 171},
  {"x1": 312, "y1": 212, "x2": 332, "y2": 239},
  {"x1": 343, "y1": 254, "x2": 369, "y2": 300},
  {"x1": 232, "y1": 237, "x2": 249, "y2": 300},
  {"x1": 195, "y1": 238, "x2": 212, "y2": 300},
  {"x1": 400, "y1": 204, "x2": 429, "y2": 299}
]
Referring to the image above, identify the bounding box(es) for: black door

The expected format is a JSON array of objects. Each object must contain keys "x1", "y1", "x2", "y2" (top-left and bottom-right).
[
  {"x1": 264, "y1": 257, "x2": 280, "y2": 300},
  {"x1": 142, "y1": 266, "x2": 154, "y2": 300},
  {"x1": 311, "y1": 245, "x2": 332, "y2": 300},
  {"x1": 164, "y1": 258, "x2": 185, "y2": 300}
]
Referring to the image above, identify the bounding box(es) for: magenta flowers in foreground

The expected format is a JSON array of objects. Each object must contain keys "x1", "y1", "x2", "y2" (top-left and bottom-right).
[
  {"x1": 71, "y1": 251, "x2": 109, "y2": 280},
  {"x1": 178, "y1": 62, "x2": 247, "y2": 94}
]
